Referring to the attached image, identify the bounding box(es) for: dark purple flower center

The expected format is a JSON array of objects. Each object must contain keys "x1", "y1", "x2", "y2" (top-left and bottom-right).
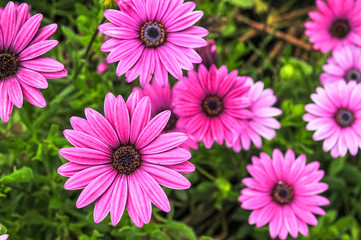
[
  {"x1": 202, "y1": 96, "x2": 223, "y2": 117},
  {"x1": 0, "y1": 53, "x2": 19, "y2": 80},
  {"x1": 329, "y1": 19, "x2": 351, "y2": 39},
  {"x1": 163, "y1": 111, "x2": 179, "y2": 132},
  {"x1": 271, "y1": 182, "x2": 294, "y2": 205},
  {"x1": 335, "y1": 108, "x2": 354, "y2": 128},
  {"x1": 112, "y1": 145, "x2": 142, "y2": 174},
  {"x1": 345, "y1": 68, "x2": 361, "y2": 82},
  {"x1": 140, "y1": 21, "x2": 166, "y2": 48}
]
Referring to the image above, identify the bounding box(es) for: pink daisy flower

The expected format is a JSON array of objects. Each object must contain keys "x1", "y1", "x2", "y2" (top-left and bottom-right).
[
  {"x1": 0, "y1": 226, "x2": 8, "y2": 240},
  {"x1": 134, "y1": 82, "x2": 198, "y2": 149},
  {"x1": 194, "y1": 39, "x2": 217, "y2": 70},
  {"x1": 0, "y1": 2, "x2": 67, "y2": 122},
  {"x1": 239, "y1": 149, "x2": 329, "y2": 240},
  {"x1": 58, "y1": 92, "x2": 195, "y2": 227},
  {"x1": 320, "y1": 44, "x2": 361, "y2": 85},
  {"x1": 233, "y1": 79, "x2": 282, "y2": 152},
  {"x1": 305, "y1": 0, "x2": 361, "y2": 53},
  {"x1": 304, "y1": 81, "x2": 361, "y2": 157},
  {"x1": 98, "y1": 0, "x2": 208, "y2": 87},
  {"x1": 173, "y1": 64, "x2": 252, "y2": 148}
]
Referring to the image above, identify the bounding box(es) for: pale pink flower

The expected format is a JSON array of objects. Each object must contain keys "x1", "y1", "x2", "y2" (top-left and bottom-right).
[
  {"x1": 99, "y1": 0, "x2": 208, "y2": 86},
  {"x1": 97, "y1": 62, "x2": 109, "y2": 75},
  {"x1": 239, "y1": 149, "x2": 329, "y2": 239},
  {"x1": 320, "y1": 44, "x2": 361, "y2": 85},
  {"x1": 173, "y1": 65, "x2": 252, "y2": 148},
  {"x1": 305, "y1": 0, "x2": 361, "y2": 53},
  {"x1": 58, "y1": 92, "x2": 194, "y2": 227},
  {"x1": 304, "y1": 81, "x2": 361, "y2": 157},
  {"x1": 233, "y1": 79, "x2": 281, "y2": 152},
  {"x1": 0, "y1": 2, "x2": 67, "y2": 122}
]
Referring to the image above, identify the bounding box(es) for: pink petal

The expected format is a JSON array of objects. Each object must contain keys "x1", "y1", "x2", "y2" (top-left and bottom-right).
[
  {"x1": 30, "y1": 23, "x2": 58, "y2": 45},
  {"x1": 135, "y1": 110, "x2": 171, "y2": 149},
  {"x1": 85, "y1": 108, "x2": 120, "y2": 149},
  {"x1": 1, "y1": 2, "x2": 16, "y2": 49},
  {"x1": 142, "y1": 147, "x2": 191, "y2": 165},
  {"x1": 57, "y1": 162, "x2": 91, "y2": 177},
  {"x1": 140, "y1": 132, "x2": 188, "y2": 154},
  {"x1": 70, "y1": 116, "x2": 98, "y2": 138},
  {"x1": 136, "y1": 169, "x2": 170, "y2": 212},
  {"x1": 127, "y1": 173, "x2": 152, "y2": 224},
  {"x1": 18, "y1": 81, "x2": 46, "y2": 108},
  {"x1": 166, "y1": 161, "x2": 195, "y2": 174},
  {"x1": 21, "y1": 57, "x2": 64, "y2": 72},
  {"x1": 64, "y1": 165, "x2": 113, "y2": 190},
  {"x1": 114, "y1": 95, "x2": 131, "y2": 145},
  {"x1": 129, "y1": 97, "x2": 151, "y2": 144},
  {"x1": 7, "y1": 77, "x2": 23, "y2": 108},
  {"x1": 59, "y1": 147, "x2": 111, "y2": 165},
  {"x1": 63, "y1": 130, "x2": 113, "y2": 154},
  {"x1": 110, "y1": 174, "x2": 128, "y2": 225},
  {"x1": 16, "y1": 67, "x2": 48, "y2": 89},
  {"x1": 18, "y1": 40, "x2": 58, "y2": 61},
  {"x1": 76, "y1": 169, "x2": 117, "y2": 208},
  {"x1": 12, "y1": 14, "x2": 43, "y2": 54},
  {"x1": 142, "y1": 163, "x2": 191, "y2": 190},
  {"x1": 94, "y1": 176, "x2": 117, "y2": 223},
  {"x1": 0, "y1": 81, "x2": 13, "y2": 122}
]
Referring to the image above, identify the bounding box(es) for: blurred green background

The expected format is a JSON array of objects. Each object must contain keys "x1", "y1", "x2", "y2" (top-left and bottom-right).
[{"x1": 0, "y1": 0, "x2": 359, "y2": 239}]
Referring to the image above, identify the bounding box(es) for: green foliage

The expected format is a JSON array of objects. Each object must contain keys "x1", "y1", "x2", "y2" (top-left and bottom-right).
[{"x1": 0, "y1": 0, "x2": 360, "y2": 239}]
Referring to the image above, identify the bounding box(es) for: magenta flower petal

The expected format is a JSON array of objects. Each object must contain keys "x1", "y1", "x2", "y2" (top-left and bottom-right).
[
  {"x1": 57, "y1": 162, "x2": 91, "y2": 177},
  {"x1": 16, "y1": 68, "x2": 48, "y2": 89},
  {"x1": 142, "y1": 148, "x2": 191, "y2": 165},
  {"x1": 135, "y1": 110, "x2": 171, "y2": 149},
  {"x1": 142, "y1": 163, "x2": 191, "y2": 190},
  {"x1": 1, "y1": 2, "x2": 16, "y2": 49},
  {"x1": 58, "y1": 94, "x2": 194, "y2": 227},
  {"x1": 137, "y1": 169, "x2": 171, "y2": 212},
  {"x1": 65, "y1": 165, "x2": 113, "y2": 190},
  {"x1": 110, "y1": 174, "x2": 128, "y2": 225},
  {"x1": 128, "y1": 173, "x2": 152, "y2": 224},
  {"x1": 85, "y1": 108, "x2": 120, "y2": 149},
  {"x1": 18, "y1": 82, "x2": 46, "y2": 108},
  {"x1": 99, "y1": 0, "x2": 208, "y2": 86},
  {"x1": 30, "y1": 23, "x2": 57, "y2": 45},
  {"x1": 21, "y1": 57, "x2": 64, "y2": 72},
  {"x1": 239, "y1": 149, "x2": 329, "y2": 239},
  {"x1": 12, "y1": 13, "x2": 43, "y2": 54},
  {"x1": 94, "y1": 176, "x2": 117, "y2": 223},
  {"x1": 130, "y1": 97, "x2": 151, "y2": 144},
  {"x1": 7, "y1": 77, "x2": 23, "y2": 108},
  {"x1": 59, "y1": 148, "x2": 111, "y2": 165},
  {"x1": 19, "y1": 40, "x2": 58, "y2": 61}
]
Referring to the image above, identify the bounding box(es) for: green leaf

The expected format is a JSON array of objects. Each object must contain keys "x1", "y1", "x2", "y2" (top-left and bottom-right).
[
  {"x1": 0, "y1": 167, "x2": 33, "y2": 184},
  {"x1": 226, "y1": 0, "x2": 253, "y2": 8}
]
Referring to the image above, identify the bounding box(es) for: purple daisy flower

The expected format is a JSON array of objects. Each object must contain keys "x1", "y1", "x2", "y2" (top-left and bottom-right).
[
  {"x1": 134, "y1": 82, "x2": 198, "y2": 150},
  {"x1": 0, "y1": 2, "x2": 67, "y2": 122},
  {"x1": 58, "y1": 92, "x2": 195, "y2": 227},
  {"x1": 320, "y1": 44, "x2": 361, "y2": 85},
  {"x1": 305, "y1": 0, "x2": 361, "y2": 53},
  {"x1": 194, "y1": 39, "x2": 218, "y2": 70},
  {"x1": 233, "y1": 79, "x2": 282, "y2": 152},
  {"x1": 98, "y1": 0, "x2": 208, "y2": 87},
  {"x1": 239, "y1": 149, "x2": 329, "y2": 239},
  {"x1": 304, "y1": 81, "x2": 361, "y2": 157},
  {"x1": 173, "y1": 64, "x2": 252, "y2": 148}
]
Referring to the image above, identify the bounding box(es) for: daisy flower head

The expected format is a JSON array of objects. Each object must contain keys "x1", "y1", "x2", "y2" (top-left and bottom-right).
[
  {"x1": 233, "y1": 78, "x2": 282, "y2": 152},
  {"x1": 0, "y1": 226, "x2": 8, "y2": 240},
  {"x1": 134, "y1": 82, "x2": 198, "y2": 149},
  {"x1": 304, "y1": 81, "x2": 361, "y2": 158},
  {"x1": 98, "y1": 0, "x2": 208, "y2": 87},
  {"x1": 58, "y1": 92, "x2": 195, "y2": 227},
  {"x1": 305, "y1": 0, "x2": 361, "y2": 53},
  {"x1": 320, "y1": 44, "x2": 361, "y2": 85},
  {"x1": 0, "y1": 2, "x2": 67, "y2": 122},
  {"x1": 239, "y1": 149, "x2": 329, "y2": 240},
  {"x1": 173, "y1": 64, "x2": 252, "y2": 148}
]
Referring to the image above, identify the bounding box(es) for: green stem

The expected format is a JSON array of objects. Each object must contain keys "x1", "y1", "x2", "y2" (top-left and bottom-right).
[{"x1": 195, "y1": 163, "x2": 216, "y2": 181}]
